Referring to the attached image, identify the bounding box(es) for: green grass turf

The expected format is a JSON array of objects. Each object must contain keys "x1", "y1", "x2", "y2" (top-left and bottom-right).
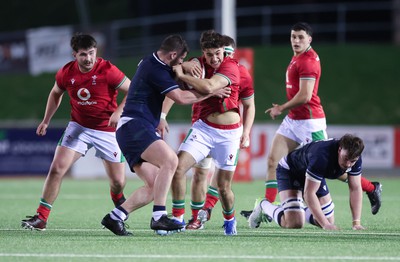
[{"x1": 1, "y1": 177, "x2": 399, "y2": 261}]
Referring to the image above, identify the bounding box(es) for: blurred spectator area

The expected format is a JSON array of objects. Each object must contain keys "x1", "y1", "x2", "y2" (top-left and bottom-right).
[
  {"x1": 0, "y1": 1, "x2": 394, "y2": 67},
  {"x1": 108, "y1": 1, "x2": 394, "y2": 58}
]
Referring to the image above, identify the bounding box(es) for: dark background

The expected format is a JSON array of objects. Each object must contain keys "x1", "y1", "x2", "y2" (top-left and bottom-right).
[
  {"x1": 0, "y1": 0, "x2": 397, "y2": 125},
  {"x1": 3, "y1": 0, "x2": 392, "y2": 43}
]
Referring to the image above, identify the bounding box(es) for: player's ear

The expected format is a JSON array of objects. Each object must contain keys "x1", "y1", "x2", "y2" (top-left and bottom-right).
[{"x1": 170, "y1": 51, "x2": 177, "y2": 60}]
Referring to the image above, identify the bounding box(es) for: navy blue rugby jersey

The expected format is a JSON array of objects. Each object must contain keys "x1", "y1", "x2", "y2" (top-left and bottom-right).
[
  {"x1": 284, "y1": 139, "x2": 362, "y2": 182},
  {"x1": 122, "y1": 53, "x2": 179, "y2": 127}
]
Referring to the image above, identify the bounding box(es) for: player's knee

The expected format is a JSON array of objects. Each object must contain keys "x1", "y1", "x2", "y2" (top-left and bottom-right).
[
  {"x1": 289, "y1": 223, "x2": 304, "y2": 229},
  {"x1": 282, "y1": 198, "x2": 305, "y2": 228},
  {"x1": 163, "y1": 154, "x2": 179, "y2": 173},
  {"x1": 192, "y1": 172, "x2": 206, "y2": 184},
  {"x1": 267, "y1": 155, "x2": 278, "y2": 169},
  {"x1": 49, "y1": 162, "x2": 69, "y2": 178},
  {"x1": 175, "y1": 164, "x2": 189, "y2": 180},
  {"x1": 110, "y1": 178, "x2": 125, "y2": 190},
  {"x1": 217, "y1": 185, "x2": 231, "y2": 198},
  {"x1": 282, "y1": 213, "x2": 304, "y2": 229}
]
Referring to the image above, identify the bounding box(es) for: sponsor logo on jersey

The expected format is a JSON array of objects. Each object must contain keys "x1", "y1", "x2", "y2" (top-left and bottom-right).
[{"x1": 77, "y1": 88, "x2": 98, "y2": 105}]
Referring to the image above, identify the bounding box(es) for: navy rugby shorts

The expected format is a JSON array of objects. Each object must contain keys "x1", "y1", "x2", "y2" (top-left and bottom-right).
[
  {"x1": 116, "y1": 118, "x2": 161, "y2": 171},
  {"x1": 276, "y1": 164, "x2": 330, "y2": 198}
]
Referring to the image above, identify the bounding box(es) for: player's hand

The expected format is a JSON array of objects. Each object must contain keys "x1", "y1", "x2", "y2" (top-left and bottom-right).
[
  {"x1": 172, "y1": 64, "x2": 184, "y2": 77},
  {"x1": 322, "y1": 223, "x2": 339, "y2": 230},
  {"x1": 36, "y1": 122, "x2": 48, "y2": 136},
  {"x1": 213, "y1": 87, "x2": 231, "y2": 98},
  {"x1": 352, "y1": 224, "x2": 366, "y2": 230},
  {"x1": 240, "y1": 135, "x2": 250, "y2": 149},
  {"x1": 182, "y1": 61, "x2": 202, "y2": 78},
  {"x1": 108, "y1": 112, "x2": 120, "y2": 128},
  {"x1": 156, "y1": 118, "x2": 169, "y2": 139},
  {"x1": 265, "y1": 103, "x2": 282, "y2": 120}
]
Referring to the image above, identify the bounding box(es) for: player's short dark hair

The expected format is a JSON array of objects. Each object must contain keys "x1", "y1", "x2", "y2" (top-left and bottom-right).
[
  {"x1": 70, "y1": 33, "x2": 97, "y2": 52},
  {"x1": 291, "y1": 22, "x2": 313, "y2": 36},
  {"x1": 200, "y1": 30, "x2": 224, "y2": 50},
  {"x1": 339, "y1": 134, "x2": 365, "y2": 159},
  {"x1": 222, "y1": 35, "x2": 236, "y2": 49},
  {"x1": 159, "y1": 34, "x2": 189, "y2": 57}
]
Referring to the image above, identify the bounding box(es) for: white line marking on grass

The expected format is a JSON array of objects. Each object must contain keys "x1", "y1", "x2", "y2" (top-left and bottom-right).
[
  {"x1": 0, "y1": 253, "x2": 399, "y2": 260},
  {"x1": 3, "y1": 228, "x2": 400, "y2": 237}
]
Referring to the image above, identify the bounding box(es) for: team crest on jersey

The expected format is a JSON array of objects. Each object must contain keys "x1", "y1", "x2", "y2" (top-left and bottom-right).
[
  {"x1": 229, "y1": 154, "x2": 234, "y2": 160},
  {"x1": 70, "y1": 78, "x2": 75, "y2": 85},
  {"x1": 92, "y1": 75, "x2": 97, "y2": 85}
]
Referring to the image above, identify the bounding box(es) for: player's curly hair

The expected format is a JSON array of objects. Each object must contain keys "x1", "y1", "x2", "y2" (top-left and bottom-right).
[
  {"x1": 200, "y1": 30, "x2": 224, "y2": 50},
  {"x1": 70, "y1": 33, "x2": 97, "y2": 52},
  {"x1": 339, "y1": 134, "x2": 365, "y2": 159}
]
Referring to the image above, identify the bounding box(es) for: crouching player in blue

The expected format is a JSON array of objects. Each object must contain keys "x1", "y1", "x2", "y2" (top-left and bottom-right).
[{"x1": 249, "y1": 134, "x2": 366, "y2": 230}]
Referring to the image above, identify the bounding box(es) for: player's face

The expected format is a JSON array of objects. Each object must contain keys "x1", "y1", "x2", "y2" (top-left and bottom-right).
[
  {"x1": 338, "y1": 147, "x2": 359, "y2": 170},
  {"x1": 74, "y1": 47, "x2": 97, "y2": 73},
  {"x1": 170, "y1": 51, "x2": 187, "y2": 67},
  {"x1": 203, "y1": 47, "x2": 225, "y2": 69},
  {"x1": 290, "y1": 30, "x2": 312, "y2": 56}
]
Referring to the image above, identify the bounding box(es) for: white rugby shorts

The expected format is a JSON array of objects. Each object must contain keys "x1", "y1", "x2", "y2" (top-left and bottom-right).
[
  {"x1": 179, "y1": 120, "x2": 242, "y2": 171},
  {"x1": 277, "y1": 116, "x2": 327, "y2": 144},
  {"x1": 59, "y1": 121, "x2": 124, "y2": 163}
]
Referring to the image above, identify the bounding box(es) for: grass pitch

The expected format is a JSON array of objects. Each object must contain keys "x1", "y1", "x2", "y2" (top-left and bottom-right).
[{"x1": 1, "y1": 176, "x2": 399, "y2": 261}]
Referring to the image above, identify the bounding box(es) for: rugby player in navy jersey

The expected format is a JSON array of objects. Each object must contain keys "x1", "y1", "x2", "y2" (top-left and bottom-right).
[
  {"x1": 100, "y1": 34, "x2": 231, "y2": 236},
  {"x1": 249, "y1": 134, "x2": 366, "y2": 230}
]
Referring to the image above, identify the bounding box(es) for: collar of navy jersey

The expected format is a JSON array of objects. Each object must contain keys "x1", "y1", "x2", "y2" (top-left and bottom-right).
[{"x1": 153, "y1": 52, "x2": 167, "y2": 66}]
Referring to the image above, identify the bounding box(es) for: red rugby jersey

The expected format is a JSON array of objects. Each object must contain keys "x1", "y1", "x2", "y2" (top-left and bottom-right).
[
  {"x1": 286, "y1": 47, "x2": 325, "y2": 120},
  {"x1": 56, "y1": 58, "x2": 127, "y2": 132}
]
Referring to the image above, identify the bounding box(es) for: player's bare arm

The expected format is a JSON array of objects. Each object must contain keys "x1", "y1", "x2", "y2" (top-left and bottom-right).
[
  {"x1": 347, "y1": 175, "x2": 365, "y2": 230},
  {"x1": 240, "y1": 96, "x2": 255, "y2": 148},
  {"x1": 304, "y1": 176, "x2": 338, "y2": 230},
  {"x1": 174, "y1": 65, "x2": 229, "y2": 95},
  {"x1": 156, "y1": 97, "x2": 175, "y2": 138},
  {"x1": 37, "y1": 82, "x2": 64, "y2": 136},
  {"x1": 108, "y1": 78, "x2": 131, "y2": 127},
  {"x1": 167, "y1": 86, "x2": 230, "y2": 105},
  {"x1": 265, "y1": 79, "x2": 315, "y2": 119}
]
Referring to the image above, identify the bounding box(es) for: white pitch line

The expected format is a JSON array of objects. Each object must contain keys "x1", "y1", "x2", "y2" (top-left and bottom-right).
[
  {"x1": 2, "y1": 227, "x2": 400, "y2": 237},
  {"x1": 0, "y1": 253, "x2": 399, "y2": 261}
]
